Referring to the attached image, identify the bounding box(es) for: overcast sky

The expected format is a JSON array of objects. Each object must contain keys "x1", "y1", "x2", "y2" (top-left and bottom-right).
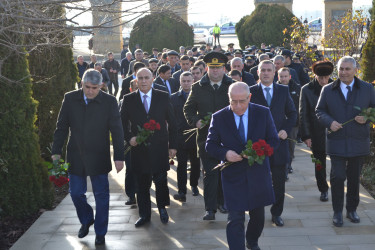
[{"x1": 67, "y1": 0, "x2": 372, "y2": 27}]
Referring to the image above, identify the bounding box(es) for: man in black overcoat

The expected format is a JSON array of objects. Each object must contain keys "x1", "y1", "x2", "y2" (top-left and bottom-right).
[
  {"x1": 121, "y1": 68, "x2": 178, "y2": 227},
  {"x1": 52, "y1": 69, "x2": 125, "y2": 245}
]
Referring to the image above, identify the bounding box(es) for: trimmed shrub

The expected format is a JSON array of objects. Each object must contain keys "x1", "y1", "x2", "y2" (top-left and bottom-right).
[
  {"x1": 236, "y1": 4, "x2": 296, "y2": 49},
  {"x1": 361, "y1": 20, "x2": 375, "y2": 83},
  {"x1": 0, "y1": 46, "x2": 53, "y2": 218},
  {"x1": 129, "y1": 12, "x2": 194, "y2": 53}
]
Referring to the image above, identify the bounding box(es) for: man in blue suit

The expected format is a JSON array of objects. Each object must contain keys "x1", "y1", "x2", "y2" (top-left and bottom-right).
[
  {"x1": 249, "y1": 60, "x2": 297, "y2": 227},
  {"x1": 206, "y1": 82, "x2": 279, "y2": 250}
]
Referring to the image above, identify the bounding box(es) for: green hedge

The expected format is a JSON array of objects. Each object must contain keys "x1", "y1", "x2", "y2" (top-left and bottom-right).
[
  {"x1": 0, "y1": 48, "x2": 53, "y2": 218},
  {"x1": 236, "y1": 4, "x2": 296, "y2": 49},
  {"x1": 361, "y1": 21, "x2": 375, "y2": 84},
  {"x1": 129, "y1": 12, "x2": 194, "y2": 53}
]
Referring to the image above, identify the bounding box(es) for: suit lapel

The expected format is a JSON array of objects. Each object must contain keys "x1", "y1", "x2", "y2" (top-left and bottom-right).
[
  {"x1": 270, "y1": 83, "x2": 280, "y2": 108},
  {"x1": 255, "y1": 84, "x2": 268, "y2": 107},
  {"x1": 148, "y1": 89, "x2": 158, "y2": 115},
  {"x1": 135, "y1": 90, "x2": 148, "y2": 116},
  {"x1": 247, "y1": 104, "x2": 254, "y2": 141}
]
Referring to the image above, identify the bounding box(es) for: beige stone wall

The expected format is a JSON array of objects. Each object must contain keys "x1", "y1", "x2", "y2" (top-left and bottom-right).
[{"x1": 322, "y1": 0, "x2": 353, "y2": 38}]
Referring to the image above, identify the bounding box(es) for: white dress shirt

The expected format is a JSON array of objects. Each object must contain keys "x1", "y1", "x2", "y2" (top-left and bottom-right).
[
  {"x1": 233, "y1": 108, "x2": 249, "y2": 140},
  {"x1": 261, "y1": 82, "x2": 274, "y2": 100},
  {"x1": 340, "y1": 79, "x2": 355, "y2": 100}
]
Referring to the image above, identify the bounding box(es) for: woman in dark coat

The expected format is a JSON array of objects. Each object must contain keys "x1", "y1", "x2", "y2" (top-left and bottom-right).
[{"x1": 299, "y1": 61, "x2": 333, "y2": 202}]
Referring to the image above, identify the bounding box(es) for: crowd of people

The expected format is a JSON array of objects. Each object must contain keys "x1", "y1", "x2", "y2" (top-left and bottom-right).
[{"x1": 59, "y1": 42, "x2": 375, "y2": 249}]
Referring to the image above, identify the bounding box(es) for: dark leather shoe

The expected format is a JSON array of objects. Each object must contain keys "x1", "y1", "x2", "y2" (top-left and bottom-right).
[
  {"x1": 320, "y1": 192, "x2": 328, "y2": 202},
  {"x1": 333, "y1": 212, "x2": 343, "y2": 227},
  {"x1": 95, "y1": 235, "x2": 105, "y2": 245},
  {"x1": 159, "y1": 208, "x2": 169, "y2": 224},
  {"x1": 217, "y1": 204, "x2": 228, "y2": 214},
  {"x1": 192, "y1": 186, "x2": 199, "y2": 196},
  {"x1": 288, "y1": 167, "x2": 293, "y2": 174},
  {"x1": 78, "y1": 219, "x2": 94, "y2": 238},
  {"x1": 125, "y1": 197, "x2": 136, "y2": 205},
  {"x1": 135, "y1": 217, "x2": 150, "y2": 227},
  {"x1": 203, "y1": 210, "x2": 215, "y2": 220},
  {"x1": 272, "y1": 216, "x2": 284, "y2": 227},
  {"x1": 246, "y1": 242, "x2": 261, "y2": 250},
  {"x1": 173, "y1": 192, "x2": 186, "y2": 202},
  {"x1": 347, "y1": 211, "x2": 360, "y2": 223}
]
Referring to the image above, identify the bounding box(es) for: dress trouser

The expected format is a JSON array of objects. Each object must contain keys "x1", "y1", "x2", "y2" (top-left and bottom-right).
[
  {"x1": 312, "y1": 150, "x2": 329, "y2": 193},
  {"x1": 270, "y1": 163, "x2": 285, "y2": 216},
  {"x1": 176, "y1": 146, "x2": 200, "y2": 194},
  {"x1": 136, "y1": 171, "x2": 170, "y2": 219},
  {"x1": 200, "y1": 152, "x2": 224, "y2": 212},
  {"x1": 124, "y1": 151, "x2": 137, "y2": 199},
  {"x1": 69, "y1": 174, "x2": 109, "y2": 236},
  {"x1": 330, "y1": 155, "x2": 363, "y2": 213},
  {"x1": 108, "y1": 77, "x2": 119, "y2": 97},
  {"x1": 214, "y1": 34, "x2": 220, "y2": 45},
  {"x1": 227, "y1": 207, "x2": 265, "y2": 250}
]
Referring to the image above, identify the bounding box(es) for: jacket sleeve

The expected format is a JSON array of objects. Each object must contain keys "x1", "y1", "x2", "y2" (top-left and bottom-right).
[
  {"x1": 299, "y1": 87, "x2": 312, "y2": 140},
  {"x1": 167, "y1": 97, "x2": 178, "y2": 149},
  {"x1": 183, "y1": 85, "x2": 200, "y2": 127},
  {"x1": 282, "y1": 88, "x2": 297, "y2": 134},
  {"x1": 316, "y1": 86, "x2": 335, "y2": 128},
  {"x1": 52, "y1": 94, "x2": 70, "y2": 155},
  {"x1": 120, "y1": 96, "x2": 135, "y2": 143},
  {"x1": 205, "y1": 114, "x2": 230, "y2": 162},
  {"x1": 109, "y1": 97, "x2": 125, "y2": 161}
]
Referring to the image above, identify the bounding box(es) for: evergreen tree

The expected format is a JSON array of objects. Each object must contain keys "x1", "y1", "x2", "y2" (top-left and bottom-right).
[
  {"x1": 0, "y1": 32, "x2": 53, "y2": 218},
  {"x1": 361, "y1": 21, "x2": 375, "y2": 83}
]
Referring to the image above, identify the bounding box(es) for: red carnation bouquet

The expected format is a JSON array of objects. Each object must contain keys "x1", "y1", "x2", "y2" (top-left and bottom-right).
[
  {"x1": 213, "y1": 139, "x2": 274, "y2": 171},
  {"x1": 311, "y1": 154, "x2": 323, "y2": 171},
  {"x1": 45, "y1": 159, "x2": 70, "y2": 187},
  {"x1": 124, "y1": 119, "x2": 161, "y2": 155}
]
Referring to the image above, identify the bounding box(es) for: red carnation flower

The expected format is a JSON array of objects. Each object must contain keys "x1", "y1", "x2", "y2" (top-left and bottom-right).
[
  {"x1": 258, "y1": 139, "x2": 267, "y2": 146},
  {"x1": 144, "y1": 123, "x2": 151, "y2": 130},
  {"x1": 266, "y1": 147, "x2": 273, "y2": 156},
  {"x1": 316, "y1": 164, "x2": 323, "y2": 171},
  {"x1": 155, "y1": 123, "x2": 161, "y2": 130},
  {"x1": 252, "y1": 142, "x2": 261, "y2": 151},
  {"x1": 49, "y1": 175, "x2": 56, "y2": 182},
  {"x1": 256, "y1": 149, "x2": 264, "y2": 156}
]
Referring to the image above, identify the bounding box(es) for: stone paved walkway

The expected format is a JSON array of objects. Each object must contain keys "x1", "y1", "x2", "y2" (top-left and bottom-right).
[{"x1": 11, "y1": 144, "x2": 375, "y2": 250}]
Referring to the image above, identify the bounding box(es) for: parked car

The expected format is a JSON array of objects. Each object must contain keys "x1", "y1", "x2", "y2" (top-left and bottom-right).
[
  {"x1": 194, "y1": 28, "x2": 213, "y2": 44},
  {"x1": 308, "y1": 18, "x2": 322, "y2": 31},
  {"x1": 220, "y1": 22, "x2": 236, "y2": 34}
]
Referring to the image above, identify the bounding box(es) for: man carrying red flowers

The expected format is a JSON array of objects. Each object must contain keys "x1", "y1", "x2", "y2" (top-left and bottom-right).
[
  {"x1": 206, "y1": 82, "x2": 279, "y2": 250},
  {"x1": 121, "y1": 68, "x2": 178, "y2": 227}
]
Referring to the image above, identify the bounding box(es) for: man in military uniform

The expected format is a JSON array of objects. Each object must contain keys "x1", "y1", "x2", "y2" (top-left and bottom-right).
[
  {"x1": 184, "y1": 52, "x2": 234, "y2": 220},
  {"x1": 227, "y1": 43, "x2": 234, "y2": 53},
  {"x1": 281, "y1": 49, "x2": 310, "y2": 86}
]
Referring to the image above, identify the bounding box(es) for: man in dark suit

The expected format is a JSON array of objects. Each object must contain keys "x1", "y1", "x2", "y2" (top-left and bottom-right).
[
  {"x1": 250, "y1": 53, "x2": 269, "y2": 82},
  {"x1": 172, "y1": 55, "x2": 191, "y2": 85},
  {"x1": 206, "y1": 82, "x2": 279, "y2": 250},
  {"x1": 154, "y1": 65, "x2": 180, "y2": 95},
  {"x1": 316, "y1": 56, "x2": 375, "y2": 227},
  {"x1": 249, "y1": 60, "x2": 297, "y2": 227},
  {"x1": 166, "y1": 50, "x2": 181, "y2": 74},
  {"x1": 121, "y1": 68, "x2": 178, "y2": 227},
  {"x1": 184, "y1": 52, "x2": 234, "y2": 220},
  {"x1": 230, "y1": 57, "x2": 256, "y2": 86},
  {"x1": 121, "y1": 52, "x2": 133, "y2": 79},
  {"x1": 119, "y1": 62, "x2": 145, "y2": 101},
  {"x1": 171, "y1": 72, "x2": 201, "y2": 202},
  {"x1": 51, "y1": 69, "x2": 125, "y2": 245}
]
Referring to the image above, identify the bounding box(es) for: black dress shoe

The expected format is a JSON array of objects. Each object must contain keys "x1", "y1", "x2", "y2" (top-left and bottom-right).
[
  {"x1": 347, "y1": 211, "x2": 360, "y2": 223},
  {"x1": 333, "y1": 212, "x2": 343, "y2": 227},
  {"x1": 135, "y1": 217, "x2": 150, "y2": 227},
  {"x1": 125, "y1": 197, "x2": 136, "y2": 205},
  {"x1": 217, "y1": 204, "x2": 228, "y2": 214},
  {"x1": 320, "y1": 192, "x2": 328, "y2": 202},
  {"x1": 203, "y1": 210, "x2": 215, "y2": 220},
  {"x1": 95, "y1": 235, "x2": 105, "y2": 245},
  {"x1": 173, "y1": 192, "x2": 186, "y2": 202},
  {"x1": 191, "y1": 186, "x2": 199, "y2": 196},
  {"x1": 288, "y1": 167, "x2": 293, "y2": 174},
  {"x1": 272, "y1": 216, "x2": 284, "y2": 227},
  {"x1": 159, "y1": 208, "x2": 169, "y2": 224},
  {"x1": 78, "y1": 219, "x2": 94, "y2": 238},
  {"x1": 246, "y1": 242, "x2": 261, "y2": 250}
]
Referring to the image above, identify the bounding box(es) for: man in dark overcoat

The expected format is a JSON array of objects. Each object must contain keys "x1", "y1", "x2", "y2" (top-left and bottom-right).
[
  {"x1": 206, "y1": 82, "x2": 279, "y2": 250},
  {"x1": 52, "y1": 69, "x2": 125, "y2": 245},
  {"x1": 316, "y1": 56, "x2": 375, "y2": 227},
  {"x1": 300, "y1": 61, "x2": 333, "y2": 202},
  {"x1": 121, "y1": 68, "x2": 178, "y2": 227},
  {"x1": 249, "y1": 60, "x2": 297, "y2": 227},
  {"x1": 184, "y1": 52, "x2": 234, "y2": 220}
]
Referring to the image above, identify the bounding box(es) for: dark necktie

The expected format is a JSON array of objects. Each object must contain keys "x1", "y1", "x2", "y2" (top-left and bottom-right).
[
  {"x1": 238, "y1": 115, "x2": 246, "y2": 143},
  {"x1": 213, "y1": 84, "x2": 219, "y2": 91},
  {"x1": 346, "y1": 86, "x2": 352, "y2": 101},
  {"x1": 86, "y1": 99, "x2": 92, "y2": 105},
  {"x1": 265, "y1": 87, "x2": 272, "y2": 106},
  {"x1": 143, "y1": 95, "x2": 149, "y2": 113}
]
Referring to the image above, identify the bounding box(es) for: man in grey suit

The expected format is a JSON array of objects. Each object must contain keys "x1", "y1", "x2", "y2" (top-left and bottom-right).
[{"x1": 316, "y1": 56, "x2": 375, "y2": 227}]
